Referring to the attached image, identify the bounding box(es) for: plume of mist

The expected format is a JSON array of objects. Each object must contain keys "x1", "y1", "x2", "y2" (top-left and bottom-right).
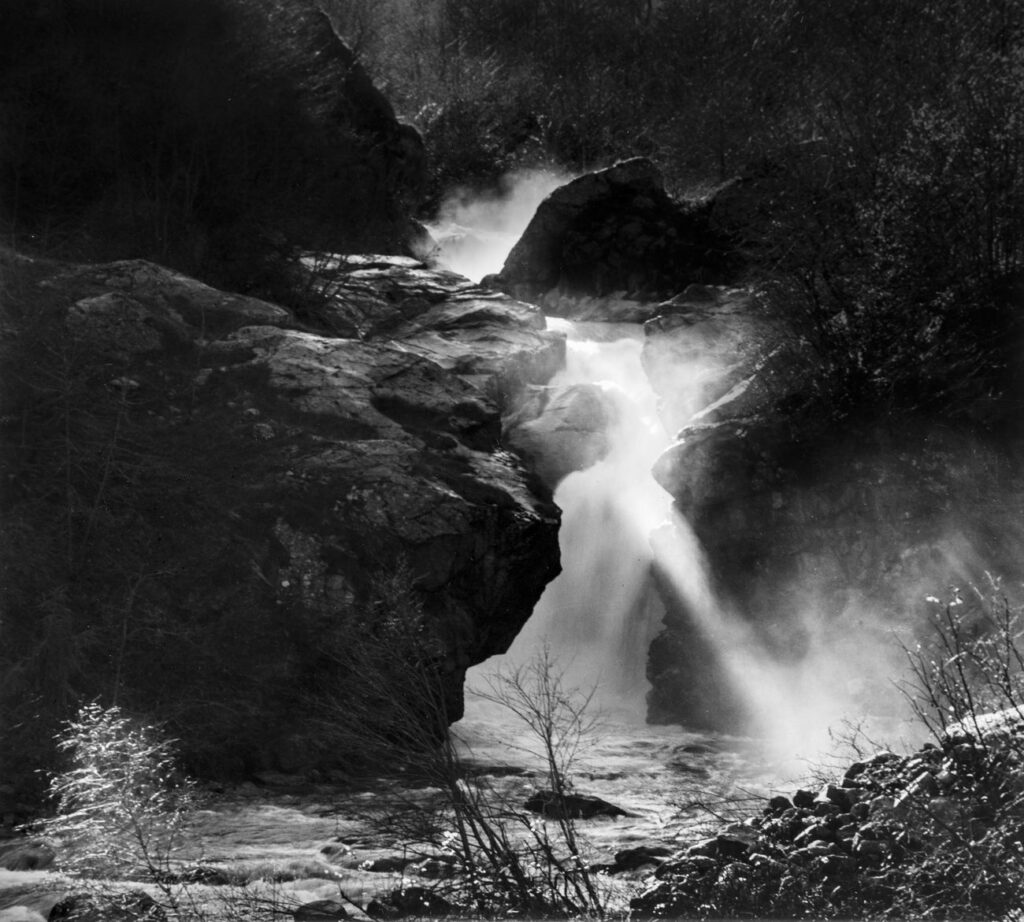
[
  {"x1": 654, "y1": 519, "x2": 924, "y2": 771},
  {"x1": 649, "y1": 452, "x2": 1023, "y2": 773},
  {"x1": 426, "y1": 168, "x2": 574, "y2": 281}
]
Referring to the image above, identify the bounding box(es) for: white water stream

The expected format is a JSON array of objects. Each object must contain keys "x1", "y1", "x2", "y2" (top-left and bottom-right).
[{"x1": 470, "y1": 320, "x2": 672, "y2": 716}]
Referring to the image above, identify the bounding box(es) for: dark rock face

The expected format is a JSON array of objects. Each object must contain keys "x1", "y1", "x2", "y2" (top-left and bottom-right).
[
  {"x1": 0, "y1": 252, "x2": 562, "y2": 774},
  {"x1": 490, "y1": 159, "x2": 736, "y2": 321}
]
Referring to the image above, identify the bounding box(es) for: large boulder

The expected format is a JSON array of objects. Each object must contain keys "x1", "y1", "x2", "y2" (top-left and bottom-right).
[
  {"x1": 489, "y1": 159, "x2": 736, "y2": 321},
  {"x1": 0, "y1": 251, "x2": 562, "y2": 775},
  {"x1": 297, "y1": 255, "x2": 564, "y2": 400},
  {"x1": 503, "y1": 383, "x2": 618, "y2": 489}
]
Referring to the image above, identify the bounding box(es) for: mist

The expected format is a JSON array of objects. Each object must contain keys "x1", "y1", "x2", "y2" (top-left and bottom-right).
[{"x1": 426, "y1": 168, "x2": 574, "y2": 281}]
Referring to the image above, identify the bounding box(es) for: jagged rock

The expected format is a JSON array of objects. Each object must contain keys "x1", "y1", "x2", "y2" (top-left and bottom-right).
[
  {"x1": 503, "y1": 383, "x2": 616, "y2": 488},
  {"x1": 633, "y1": 726, "x2": 1024, "y2": 918},
  {"x1": 1, "y1": 251, "x2": 563, "y2": 772},
  {"x1": 367, "y1": 887, "x2": 452, "y2": 919},
  {"x1": 299, "y1": 255, "x2": 564, "y2": 400},
  {"x1": 523, "y1": 790, "x2": 631, "y2": 819},
  {"x1": 490, "y1": 158, "x2": 736, "y2": 319}
]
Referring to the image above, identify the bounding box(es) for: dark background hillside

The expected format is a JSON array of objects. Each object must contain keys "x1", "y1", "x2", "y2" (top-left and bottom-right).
[{"x1": 0, "y1": 0, "x2": 425, "y2": 293}]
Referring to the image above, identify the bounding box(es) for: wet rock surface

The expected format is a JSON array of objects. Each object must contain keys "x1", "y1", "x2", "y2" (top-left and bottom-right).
[
  {"x1": 299, "y1": 255, "x2": 564, "y2": 400},
  {"x1": 490, "y1": 159, "x2": 736, "y2": 320},
  {"x1": 523, "y1": 790, "x2": 631, "y2": 820}
]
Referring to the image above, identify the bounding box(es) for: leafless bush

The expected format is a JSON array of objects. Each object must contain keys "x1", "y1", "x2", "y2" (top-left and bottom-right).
[{"x1": 315, "y1": 573, "x2": 612, "y2": 917}]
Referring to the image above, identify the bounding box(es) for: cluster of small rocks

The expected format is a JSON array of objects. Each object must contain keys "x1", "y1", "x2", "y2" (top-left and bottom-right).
[{"x1": 632, "y1": 726, "x2": 1024, "y2": 917}]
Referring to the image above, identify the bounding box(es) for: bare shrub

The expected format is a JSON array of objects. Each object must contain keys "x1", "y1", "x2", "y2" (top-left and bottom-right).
[
  {"x1": 41, "y1": 704, "x2": 195, "y2": 878},
  {"x1": 315, "y1": 571, "x2": 612, "y2": 917}
]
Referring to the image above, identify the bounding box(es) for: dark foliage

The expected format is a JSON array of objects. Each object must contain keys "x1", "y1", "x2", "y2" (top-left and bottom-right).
[{"x1": 0, "y1": 0, "x2": 419, "y2": 290}]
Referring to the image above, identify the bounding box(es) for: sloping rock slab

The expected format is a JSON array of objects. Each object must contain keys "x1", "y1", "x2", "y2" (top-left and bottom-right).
[{"x1": 301, "y1": 255, "x2": 565, "y2": 400}]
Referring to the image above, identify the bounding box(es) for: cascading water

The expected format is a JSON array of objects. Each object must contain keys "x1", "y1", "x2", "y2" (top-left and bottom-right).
[
  {"x1": 469, "y1": 319, "x2": 675, "y2": 718},
  {"x1": 428, "y1": 173, "x2": 755, "y2": 740}
]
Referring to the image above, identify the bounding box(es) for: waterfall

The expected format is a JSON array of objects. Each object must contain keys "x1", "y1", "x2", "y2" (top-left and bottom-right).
[
  {"x1": 468, "y1": 320, "x2": 675, "y2": 717},
  {"x1": 431, "y1": 174, "x2": 913, "y2": 764}
]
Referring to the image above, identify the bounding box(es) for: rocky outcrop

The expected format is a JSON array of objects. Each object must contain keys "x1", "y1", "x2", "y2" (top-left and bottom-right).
[
  {"x1": 297, "y1": 255, "x2": 561, "y2": 400},
  {"x1": 503, "y1": 383, "x2": 617, "y2": 489},
  {"x1": 0, "y1": 251, "x2": 563, "y2": 775},
  {"x1": 489, "y1": 159, "x2": 736, "y2": 321},
  {"x1": 632, "y1": 718, "x2": 1024, "y2": 918}
]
